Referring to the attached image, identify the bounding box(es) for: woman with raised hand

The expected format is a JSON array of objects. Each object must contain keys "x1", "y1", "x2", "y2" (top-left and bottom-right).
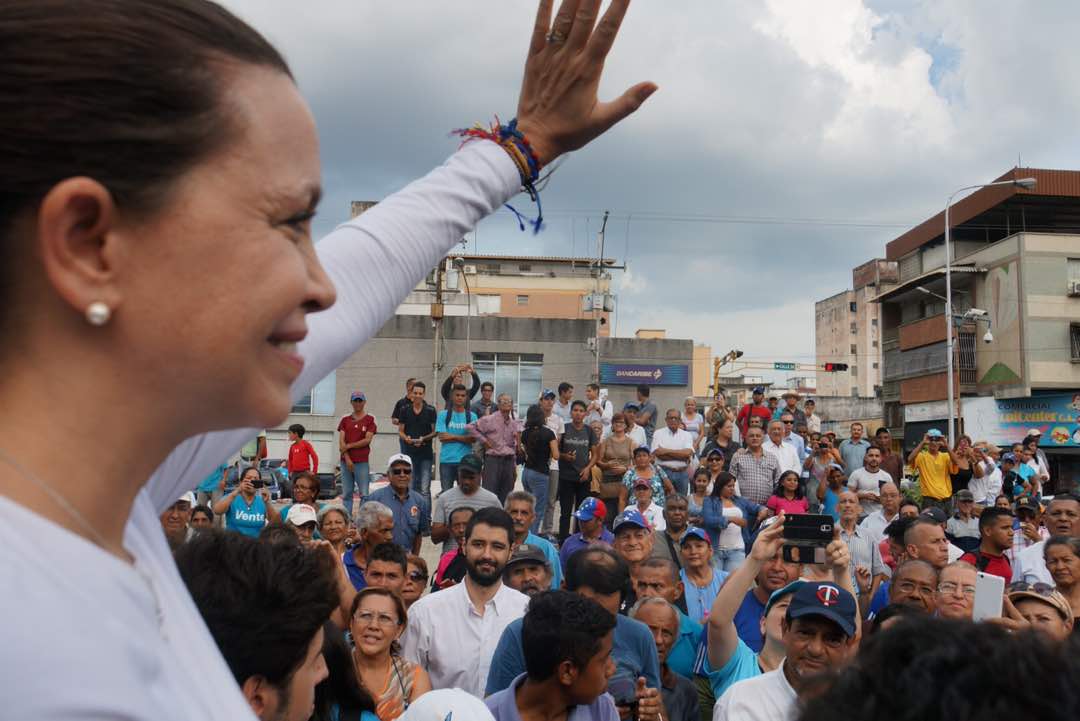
[{"x1": 0, "y1": 1, "x2": 654, "y2": 718}]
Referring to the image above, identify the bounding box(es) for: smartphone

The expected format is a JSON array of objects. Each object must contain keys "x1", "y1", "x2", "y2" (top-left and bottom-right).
[
  {"x1": 250, "y1": 478, "x2": 266, "y2": 489},
  {"x1": 973, "y1": 571, "x2": 1004, "y2": 621},
  {"x1": 607, "y1": 674, "x2": 638, "y2": 720},
  {"x1": 782, "y1": 514, "x2": 834, "y2": 564}
]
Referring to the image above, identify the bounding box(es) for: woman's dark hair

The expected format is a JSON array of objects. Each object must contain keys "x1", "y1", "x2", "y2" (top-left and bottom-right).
[
  {"x1": 175, "y1": 529, "x2": 338, "y2": 690},
  {"x1": 610, "y1": 411, "x2": 627, "y2": 428},
  {"x1": 240, "y1": 465, "x2": 261, "y2": 481},
  {"x1": 292, "y1": 471, "x2": 319, "y2": 496},
  {"x1": 800, "y1": 617, "x2": 1080, "y2": 721},
  {"x1": 1, "y1": 1, "x2": 291, "y2": 268},
  {"x1": 709, "y1": 471, "x2": 737, "y2": 499},
  {"x1": 350, "y1": 587, "x2": 408, "y2": 633},
  {"x1": 312, "y1": 622, "x2": 376, "y2": 721},
  {"x1": 565, "y1": 547, "x2": 631, "y2": 601},
  {"x1": 773, "y1": 470, "x2": 804, "y2": 500},
  {"x1": 522, "y1": 591, "x2": 617, "y2": 681},
  {"x1": 869, "y1": 603, "x2": 921, "y2": 634},
  {"x1": 524, "y1": 403, "x2": 545, "y2": 430},
  {"x1": 191, "y1": 504, "x2": 214, "y2": 523},
  {"x1": 693, "y1": 467, "x2": 710, "y2": 482}
]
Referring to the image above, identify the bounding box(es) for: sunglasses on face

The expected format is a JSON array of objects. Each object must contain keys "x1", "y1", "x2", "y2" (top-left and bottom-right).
[
  {"x1": 408, "y1": 571, "x2": 428, "y2": 582},
  {"x1": 389, "y1": 468, "x2": 411, "y2": 476}
]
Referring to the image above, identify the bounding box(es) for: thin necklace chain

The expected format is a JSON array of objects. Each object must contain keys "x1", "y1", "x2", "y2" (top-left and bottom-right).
[{"x1": 0, "y1": 445, "x2": 126, "y2": 558}]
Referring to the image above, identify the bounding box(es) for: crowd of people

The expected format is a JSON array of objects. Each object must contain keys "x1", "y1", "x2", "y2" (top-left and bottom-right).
[
  {"x1": 163, "y1": 375, "x2": 1080, "y2": 721},
  {"x1": 8, "y1": 1, "x2": 1078, "y2": 719}
]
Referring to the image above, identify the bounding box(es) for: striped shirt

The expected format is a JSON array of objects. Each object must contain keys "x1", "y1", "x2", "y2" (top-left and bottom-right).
[{"x1": 840, "y1": 524, "x2": 886, "y2": 589}]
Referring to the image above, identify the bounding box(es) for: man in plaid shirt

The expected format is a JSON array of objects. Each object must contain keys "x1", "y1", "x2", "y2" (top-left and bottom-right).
[{"x1": 729, "y1": 426, "x2": 781, "y2": 505}]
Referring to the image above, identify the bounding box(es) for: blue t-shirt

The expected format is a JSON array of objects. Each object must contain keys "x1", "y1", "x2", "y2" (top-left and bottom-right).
[
  {"x1": 486, "y1": 673, "x2": 619, "y2": 721},
  {"x1": 867, "y1": 581, "x2": 890, "y2": 620},
  {"x1": 225, "y1": 494, "x2": 268, "y2": 537},
  {"x1": 822, "y1": 487, "x2": 840, "y2": 521},
  {"x1": 694, "y1": 636, "x2": 761, "y2": 698},
  {"x1": 732, "y1": 590, "x2": 767, "y2": 653},
  {"x1": 196, "y1": 463, "x2": 230, "y2": 493},
  {"x1": 667, "y1": 612, "x2": 703, "y2": 679},
  {"x1": 558, "y1": 528, "x2": 615, "y2": 570},
  {"x1": 368, "y1": 487, "x2": 431, "y2": 550},
  {"x1": 486, "y1": 614, "x2": 661, "y2": 696},
  {"x1": 435, "y1": 408, "x2": 473, "y2": 463},
  {"x1": 681, "y1": 567, "x2": 729, "y2": 625}
]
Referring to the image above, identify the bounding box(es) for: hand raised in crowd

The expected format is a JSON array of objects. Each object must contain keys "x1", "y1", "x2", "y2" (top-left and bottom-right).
[
  {"x1": 984, "y1": 593, "x2": 1032, "y2": 634},
  {"x1": 516, "y1": 0, "x2": 657, "y2": 167},
  {"x1": 750, "y1": 513, "x2": 786, "y2": 561},
  {"x1": 824, "y1": 526, "x2": 852, "y2": 578},
  {"x1": 632, "y1": 677, "x2": 663, "y2": 721},
  {"x1": 855, "y1": 566, "x2": 872, "y2": 594}
]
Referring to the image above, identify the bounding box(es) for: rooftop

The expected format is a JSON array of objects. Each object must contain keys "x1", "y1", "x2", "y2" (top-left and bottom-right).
[{"x1": 885, "y1": 167, "x2": 1080, "y2": 260}]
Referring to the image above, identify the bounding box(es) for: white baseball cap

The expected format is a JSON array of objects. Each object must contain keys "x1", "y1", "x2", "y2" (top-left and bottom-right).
[
  {"x1": 176, "y1": 491, "x2": 196, "y2": 506},
  {"x1": 286, "y1": 503, "x2": 318, "y2": 526},
  {"x1": 386, "y1": 453, "x2": 413, "y2": 471}
]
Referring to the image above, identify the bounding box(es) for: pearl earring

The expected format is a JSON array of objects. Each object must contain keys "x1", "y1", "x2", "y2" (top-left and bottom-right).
[{"x1": 85, "y1": 301, "x2": 111, "y2": 326}]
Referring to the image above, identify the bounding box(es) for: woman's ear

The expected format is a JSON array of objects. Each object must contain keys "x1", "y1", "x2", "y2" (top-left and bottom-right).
[
  {"x1": 35, "y1": 177, "x2": 125, "y2": 318},
  {"x1": 241, "y1": 675, "x2": 275, "y2": 718}
]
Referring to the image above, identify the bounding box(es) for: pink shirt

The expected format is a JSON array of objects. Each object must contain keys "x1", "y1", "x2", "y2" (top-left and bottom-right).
[{"x1": 766, "y1": 495, "x2": 809, "y2": 515}]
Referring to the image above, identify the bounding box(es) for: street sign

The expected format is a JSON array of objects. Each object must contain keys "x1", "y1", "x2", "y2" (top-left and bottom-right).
[{"x1": 773, "y1": 362, "x2": 796, "y2": 371}]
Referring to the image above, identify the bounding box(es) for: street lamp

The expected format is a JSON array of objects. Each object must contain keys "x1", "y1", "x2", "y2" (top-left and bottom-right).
[{"x1": 943, "y1": 176, "x2": 1036, "y2": 445}]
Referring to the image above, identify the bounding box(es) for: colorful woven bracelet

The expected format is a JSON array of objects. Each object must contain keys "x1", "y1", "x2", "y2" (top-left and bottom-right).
[{"x1": 451, "y1": 116, "x2": 545, "y2": 234}]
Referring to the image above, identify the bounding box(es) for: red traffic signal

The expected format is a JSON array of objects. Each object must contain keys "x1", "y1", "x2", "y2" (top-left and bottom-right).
[{"x1": 823, "y1": 363, "x2": 849, "y2": 372}]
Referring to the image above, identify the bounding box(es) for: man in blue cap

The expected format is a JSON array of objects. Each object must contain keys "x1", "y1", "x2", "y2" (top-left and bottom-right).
[
  {"x1": 612, "y1": 507, "x2": 656, "y2": 614},
  {"x1": 558, "y1": 497, "x2": 614, "y2": 570},
  {"x1": 694, "y1": 514, "x2": 854, "y2": 712},
  {"x1": 713, "y1": 530, "x2": 859, "y2": 721}
]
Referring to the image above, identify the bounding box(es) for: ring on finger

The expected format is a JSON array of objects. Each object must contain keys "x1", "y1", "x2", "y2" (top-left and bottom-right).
[{"x1": 546, "y1": 30, "x2": 567, "y2": 44}]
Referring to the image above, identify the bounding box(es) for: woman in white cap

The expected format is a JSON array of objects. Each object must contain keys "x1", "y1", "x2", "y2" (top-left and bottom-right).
[{"x1": 0, "y1": 1, "x2": 653, "y2": 718}]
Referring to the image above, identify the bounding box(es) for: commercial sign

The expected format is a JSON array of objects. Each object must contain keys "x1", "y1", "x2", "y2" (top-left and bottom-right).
[
  {"x1": 961, "y1": 393, "x2": 1080, "y2": 448},
  {"x1": 904, "y1": 400, "x2": 951, "y2": 423},
  {"x1": 599, "y1": 363, "x2": 689, "y2": 386}
]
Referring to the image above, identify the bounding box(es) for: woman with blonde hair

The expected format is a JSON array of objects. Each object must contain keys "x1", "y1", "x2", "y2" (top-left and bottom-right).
[{"x1": 350, "y1": 587, "x2": 431, "y2": 719}]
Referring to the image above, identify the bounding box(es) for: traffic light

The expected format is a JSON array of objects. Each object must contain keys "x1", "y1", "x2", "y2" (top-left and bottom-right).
[{"x1": 823, "y1": 363, "x2": 849, "y2": 372}]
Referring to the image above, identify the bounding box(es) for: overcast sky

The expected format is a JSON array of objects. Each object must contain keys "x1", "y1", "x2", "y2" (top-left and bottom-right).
[{"x1": 226, "y1": 0, "x2": 1080, "y2": 383}]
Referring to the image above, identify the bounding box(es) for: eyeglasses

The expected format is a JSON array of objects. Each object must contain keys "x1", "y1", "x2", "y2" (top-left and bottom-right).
[
  {"x1": 937, "y1": 582, "x2": 976, "y2": 597},
  {"x1": 408, "y1": 571, "x2": 428, "y2": 582},
  {"x1": 782, "y1": 420, "x2": 794, "y2": 424},
  {"x1": 1008, "y1": 581, "x2": 1055, "y2": 596},
  {"x1": 389, "y1": 468, "x2": 411, "y2": 476},
  {"x1": 895, "y1": 580, "x2": 935, "y2": 595},
  {"x1": 353, "y1": 610, "x2": 400, "y2": 628}
]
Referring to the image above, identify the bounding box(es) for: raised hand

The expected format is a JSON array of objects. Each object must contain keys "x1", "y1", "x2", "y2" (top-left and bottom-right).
[
  {"x1": 750, "y1": 512, "x2": 786, "y2": 561},
  {"x1": 516, "y1": 0, "x2": 657, "y2": 165}
]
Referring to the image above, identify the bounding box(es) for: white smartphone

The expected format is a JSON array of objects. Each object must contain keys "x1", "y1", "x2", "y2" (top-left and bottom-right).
[{"x1": 972, "y1": 571, "x2": 1005, "y2": 621}]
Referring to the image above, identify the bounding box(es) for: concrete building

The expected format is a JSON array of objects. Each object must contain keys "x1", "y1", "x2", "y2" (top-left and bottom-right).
[
  {"x1": 815, "y1": 259, "x2": 898, "y2": 398},
  {"x1": 873, "y1": 167, "x2": 1080, "y2": 488},
  {"x1": 272, "y1": 315, "x2": 696, "y2": 472}
]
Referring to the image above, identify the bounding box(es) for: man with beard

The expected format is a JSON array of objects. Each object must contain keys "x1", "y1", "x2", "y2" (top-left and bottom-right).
[
  {"x1": 713, "y1": 578, "x2": 858, "y2": 721},
  {"x1": 402, "y1": 507, "x2": 528, "y2": 697},
  {"x1": 502, "y1": 544, "x2": 552, "y2": 597}
]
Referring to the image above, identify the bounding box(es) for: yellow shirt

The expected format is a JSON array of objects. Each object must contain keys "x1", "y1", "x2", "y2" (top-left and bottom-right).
[{"x1": 915, "y1": 450, "x2": 953, "y2": 500}]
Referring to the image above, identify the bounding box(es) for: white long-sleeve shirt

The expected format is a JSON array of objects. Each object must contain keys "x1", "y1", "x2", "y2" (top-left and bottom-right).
[{"x1": 1, "y1": 141, "x2": 521, "y2": 721}]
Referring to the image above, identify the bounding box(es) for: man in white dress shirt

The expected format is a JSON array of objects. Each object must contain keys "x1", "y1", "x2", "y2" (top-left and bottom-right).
[
  {"x1": 763, "y1": 420, "x2": 801, "y2": 476},
  {"x1": 713, "y1": 580, "x2": 858, "y2": 721},
  {"x1": 651, "y1": 409, "x2": 696, "y2": 495},
  {"x1": 858, "y1": 481, "x2": 901, "y2": 545},
  {"x1": 403, "y1": 506, "x2": 529, "y2": 696}
]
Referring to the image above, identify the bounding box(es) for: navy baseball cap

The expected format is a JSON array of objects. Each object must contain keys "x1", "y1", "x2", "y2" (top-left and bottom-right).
[
  {"x1": 350, "y1": 391, "x2": 366, "y2": 402},
  {"x1": 765, "y1": 579, "x2": 806, "y2": 616},
  {"x1": 613, "y1": 508, "x2": 650, "y2": 532},
  {"x1": 920, "y1": 507, "x2": 947, "y2": 524},
  {"x1": 679, "y1": 526, "x2": 711, "y2": 546},
  {"x1": 752, "y1": 386, "x2": 765, "y2": 394},
  {"x1": 540, "y1": 388, "x2": 556, "y2": 400},
  {"x1": 786, "y1": 581, "x2": 857, "y2": 637},
  {"x1": 1001, "y1": 452, "x2": 1017, "y2": 463}
]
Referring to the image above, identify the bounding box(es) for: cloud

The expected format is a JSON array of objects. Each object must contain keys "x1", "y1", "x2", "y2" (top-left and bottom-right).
[{"x1": 223, "y1": 0, "x2": 1080, "y2": 386}]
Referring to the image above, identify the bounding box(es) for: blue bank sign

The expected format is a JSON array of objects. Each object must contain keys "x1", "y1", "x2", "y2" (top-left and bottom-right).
[{"x1": 599, "y1": 363, "x2": 689, "y2": 386}]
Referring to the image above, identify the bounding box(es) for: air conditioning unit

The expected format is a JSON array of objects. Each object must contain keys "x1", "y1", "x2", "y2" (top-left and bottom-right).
[
  {"x1": 1068, "y1": 280, "x2": 1080, "y2": 297},
  {"x1": 464, "y1": 265, "x2": 477, "y2": 275}
]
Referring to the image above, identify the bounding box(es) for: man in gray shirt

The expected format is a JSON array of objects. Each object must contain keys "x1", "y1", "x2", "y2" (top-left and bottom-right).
[
  {"x1": 838, "y1": 422, "x2": 872, "y2": 476},
  {"x1": 430, "y1": 453, "x2": 501, "y2": 553},
  {"x1": 846, "y1": 446, "x2": 892, "y2": 516}
]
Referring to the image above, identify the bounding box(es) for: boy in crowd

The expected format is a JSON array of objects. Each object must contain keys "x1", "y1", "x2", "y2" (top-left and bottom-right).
[{"x1": 286, "y1": 423, "x2": 319, "y2": 477}]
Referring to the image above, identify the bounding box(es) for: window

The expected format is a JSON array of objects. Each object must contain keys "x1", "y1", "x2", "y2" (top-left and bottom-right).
[
  {"x1": 850, "y1": 322, "x2": 857, "y2": 334},
  {"x1": 849, "y1": 301, "x2": 857, "y2": 312},
  {"x1": 516, "y1": 294, "x2": 529, "y2": 306},
  {"x1": 871, "y1": 318, "x2": 878, "y2": 326},
  {"x1": 872, "y1": 362, "x2": 879, "y2": 369},
  {"x1": 292, "y1": 371, "x2": 336, "y2": 415},
  {"x1": 1069, "y1": 258, "x2": 1080, "y2": 281},
  {"x1": 518, "y1": 263, "x2": 533, "y2": 272},
  {"x1": 851, "y1": 386, "x2": 859, "y2": 397},
  {"x1": 473, "y1": 353, "x2": 544, "y2": 415},
  {"x1": 872, "y1": 340, "x2": 879, "y2": 348},
  {"x1": 1072, "y1": 323, "x2": 1080, "y2": 362},
  {"x1": 476, "y1": 294, "x2": 502, "y2": 315},
  {"x1": 850, "y1": 344, "x2": 858, "y2": 355},
  {"x1": 851, "y1": 365, "x2": 858, "y2": 376},
  {"x1": 478, "y1": 262, "x2": 501, "y2": 274}
]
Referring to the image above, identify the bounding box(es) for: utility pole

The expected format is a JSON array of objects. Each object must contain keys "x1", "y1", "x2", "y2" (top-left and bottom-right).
[
  {"x1": 431, "y1": 261, "x2": 445, "y2": 406},
  {"x1": 594, "y1": 210, "x2": 609, "y2": 382}
]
